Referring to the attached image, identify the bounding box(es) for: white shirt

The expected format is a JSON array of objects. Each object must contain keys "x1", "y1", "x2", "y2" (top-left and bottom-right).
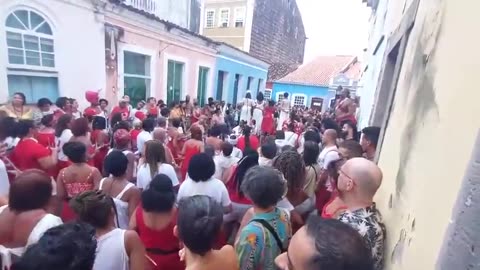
[
  {"x1": 318, "y1": 145, "x2": 339, "y2": 170},
  {"x1": 93, "y1": 229, "x2": 129, "y2": 270},
  {"x1": 214, "y1": 155, "x2": 239, "y2": 180},
  {"x1": 136, "y1": 163, "x2": 179, "y2": 189},
  {"x1": 0, "y1": 160, "x2": 10, "y2": 197},
  {"x1": 177, "y1": 177, "x2": 231, "y2": 207},
  {"x1": 56, "y1": 129, "x2": 73, "y2": 161},
  {"x1": 232, "y1": 147, "x2": 243, "y2": 159},
  {"x1": 136, "y1": 130, "x2": 152, "y2": 155}
]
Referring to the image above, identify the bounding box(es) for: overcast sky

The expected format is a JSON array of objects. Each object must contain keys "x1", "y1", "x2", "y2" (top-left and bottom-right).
[{"x1": 296, "y1": 0, "x2": 371, "y2": 62}]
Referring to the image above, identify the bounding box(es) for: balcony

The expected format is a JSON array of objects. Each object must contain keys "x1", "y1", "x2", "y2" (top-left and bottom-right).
[{"x1": 123, "y1": 0, "x2": 159, "y2": 16}]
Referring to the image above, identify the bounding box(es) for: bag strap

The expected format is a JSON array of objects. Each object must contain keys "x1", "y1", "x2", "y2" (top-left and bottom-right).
[{"x1": 250, "y1": 219, "x2": 285, "y2": 252}]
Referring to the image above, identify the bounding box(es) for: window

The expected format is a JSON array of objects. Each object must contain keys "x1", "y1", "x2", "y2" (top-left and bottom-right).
[
  {"x1": 8, "y1": 75, "x2": 58, "y2": 103},
  {"x1": 167, "y1": 60, "x2": 184, "y2": 104},
  {"x1": 257, "y1": 79, "x2": 263, "y2": 93},
  {"x1": 197, "y1": 67, "x2": 209, "y2": 107},
  {"x1": 124, "y1": 51, "x2": 151, "y2": 106},
  {"x1": 247, "y1": 76, "x2": 254, "y2": 90},
  {"x1": 219, "y1": 8, "x2": 230, "y2": 28},
  {"x1": 234, "y1": 7, "x2": 245, "y2": 28},
  {"x1": 292, "y1": 94, "x2": 307, "y2": 107},
  {"x1": 264, "y1": 89, "x2": 272, "y2": 100},
  {"x1": 277, "y1": 92, "x2": 285, "y2": 102},
  {"x1": 6, "y1": 10, "x2": 55, "y2": 67},
  {"x1": 205, "y1": 9, "x2": 215, "y2": 28}
]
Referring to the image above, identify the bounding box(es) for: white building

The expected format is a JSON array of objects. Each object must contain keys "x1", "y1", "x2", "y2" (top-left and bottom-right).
[
  {"x1": 356, "y1": 0, "x2": 389, "y2": 129},
  {"x1": 0, "y1": 0, "x2": 106, "y2": 106}
]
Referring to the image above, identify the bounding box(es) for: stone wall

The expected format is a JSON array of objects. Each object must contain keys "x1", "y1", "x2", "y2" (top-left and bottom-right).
[{"x1": 249, "y1": 0, "x2": 306, "y2": 64}]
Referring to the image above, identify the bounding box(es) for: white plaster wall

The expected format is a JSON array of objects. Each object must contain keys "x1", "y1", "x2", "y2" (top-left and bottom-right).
[
  {"x1": 0, "y1": 0, "x2": 106, "y2": 108},
  {"x1": 357, "y1": 0, "x2": 390, "y2": 129},
  {"x1": 156, "y1": 0, "x2": 190, "y2": 29}
]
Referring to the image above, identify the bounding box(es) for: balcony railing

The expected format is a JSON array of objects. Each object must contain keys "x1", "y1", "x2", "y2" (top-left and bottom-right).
[{"x1": 123, "y1": 0, "x2": 158, "y2": 16}]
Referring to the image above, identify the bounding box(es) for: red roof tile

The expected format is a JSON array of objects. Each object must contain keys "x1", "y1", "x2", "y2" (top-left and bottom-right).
[{"x1": 277, "y1": 55, "x2": 357, "y2": 86}]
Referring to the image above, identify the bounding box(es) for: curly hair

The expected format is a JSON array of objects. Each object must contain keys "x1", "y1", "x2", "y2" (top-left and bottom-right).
[{"x1": 273, "y1": 150, "x2": 306, "y2": 191}]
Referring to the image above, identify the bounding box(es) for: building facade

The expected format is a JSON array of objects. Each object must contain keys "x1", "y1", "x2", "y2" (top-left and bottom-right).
[
  {"x1": 104, "y1": 1, "x2": 217, "y2": 107},
  {"x1": 201, "y1": 0, "x2": 306, "y2": 65},
  {"x1": 0, "y1": 0, "x2": 106, "y2": 105},
  {"x1": 122, "y1": 0, "x2": 202, "y2": 33},
  {"x1": 360, "y1": 0, "x2": 480, "y2": 269},
  {"x1": 214, "y1": 43, "x2": 268, "y2": 105},
  {"x1": 272, "y1": 55, "x2": 360, "y2": 111}
]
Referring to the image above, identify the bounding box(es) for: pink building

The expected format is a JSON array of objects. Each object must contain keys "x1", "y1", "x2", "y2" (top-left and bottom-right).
[{"x1": 103, "y1": 1, "x2": 217, "y2": 106}]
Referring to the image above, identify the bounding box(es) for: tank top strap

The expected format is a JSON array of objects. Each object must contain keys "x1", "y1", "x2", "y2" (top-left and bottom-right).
[
  {"x1": 99, "y1": 177, "x2": 108, "y2": 190},
  {"x1": 116, "y1": 183, "x2": 134, "y2": 199}
]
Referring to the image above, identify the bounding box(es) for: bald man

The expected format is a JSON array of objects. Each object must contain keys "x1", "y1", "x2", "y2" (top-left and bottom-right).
[
  {"x1": 319, "y1": 129, "x2": 340, "y2": 170},
  {"x1": 337, "y1": 158, "x2": 385, "y2": 270}
]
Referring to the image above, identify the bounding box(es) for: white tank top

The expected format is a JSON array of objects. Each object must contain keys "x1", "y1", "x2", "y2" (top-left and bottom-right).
[
  {"x1": 107, "y1": 149, "x2": 137, "y2": 178},
  {"x1": 99, "y1": 178, "x2": 134, "y2": 229},
  {"x1": 93, "y1": 229, "x2": 129, "y2": 270}
]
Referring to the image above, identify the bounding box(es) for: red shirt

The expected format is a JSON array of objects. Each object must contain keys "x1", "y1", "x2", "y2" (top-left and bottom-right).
[
  {"x1": 130, "y1": 129, "x2": 141, "y2": 150},
  {"x1": 237, "y1": 135, "x2": 260, "y2": 152},
  {"x1": 10, "y1": 138, "x2": 51, "y2": 171},
  {"x1": 111, "y1": 106, "x2": 130, "y2": 120}
]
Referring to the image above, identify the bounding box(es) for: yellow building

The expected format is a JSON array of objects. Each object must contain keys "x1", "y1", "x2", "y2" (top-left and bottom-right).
[{"x1": 362, "y1": 0, "x2": 480, "y2": 268}]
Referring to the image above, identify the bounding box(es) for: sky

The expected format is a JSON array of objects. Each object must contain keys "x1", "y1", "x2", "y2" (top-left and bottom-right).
[{"x1": 296, "y1": 0, "x2": 371, "y2": 63}]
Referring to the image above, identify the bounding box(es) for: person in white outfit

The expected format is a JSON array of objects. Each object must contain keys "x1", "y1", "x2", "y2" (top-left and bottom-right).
[
  {"x1": 252, "y1": 92, "x2": 265, "y2": 135},
  {"x1": 0, "y1": 170, "x2": 63, "y2": 269},
  {"x1": 10, "y1": 223, "x2": 97, "y2": 270},
  {"x1": 214, "y1": 142, "x2": 240, "y2": 180},
  {"x1": 277, "y1": 92, "x2": 290, "y2": 131},
  {"x1": 240, "y1": 92, "x2": 254, "y2": 124},
  {"x1": 70, "y1": 190, "x2": 146, "y2": 270},
  {"x1": 100, "y1": 151, "x2": 141, "y2": 229}
]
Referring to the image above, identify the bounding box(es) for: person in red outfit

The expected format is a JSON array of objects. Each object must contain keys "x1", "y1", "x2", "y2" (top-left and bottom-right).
[
  {"x1": 236, "y1": 126, "x2": 259, "y2": 153},
  {"x1": 84, "y1": 90, "x2": 102, "y2": 117},
  {"x1": 261, "y1": 100, "x2": 276, "y2": 136},
  {"x1": 36, "y1": 114, "x2": 55, "y2": 148},
  {"x1": 179, "y1": 125, "x2": 204, "y2": 181},
  {"x1": 111, "y1": 98, "x2": 130, "y2": 121},
  {"x1": 10, "y1": 120, "x2": 57, "y2": 173},
  {"x1": 129, "y1": 174, "x2": 184, "y2": 270}
]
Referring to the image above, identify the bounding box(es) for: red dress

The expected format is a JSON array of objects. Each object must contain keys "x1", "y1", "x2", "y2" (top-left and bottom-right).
[
  {"x1": 237, "y1": 135, "x2": 260, "y2": 152},
  {"x1": 135, "y1": 207, "x2": 184, "y2": 270},
  {"x1": 261, "y1": 106, "x2": 275, "y2": 135},
  {"x1": 9, "y1": 138, "x2": 50, "y2": 172},
  {"x1": 180, "y1": 142, "x2": 201, "y2": 181},
  {"x1": 60, "y1": 167, "x2": 96, "y2": 222}
]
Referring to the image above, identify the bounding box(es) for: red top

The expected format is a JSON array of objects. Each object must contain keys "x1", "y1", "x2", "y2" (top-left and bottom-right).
[
  {"x1": 135, "y1": 206, "x2": 183, "y2": 270},
  {"x1": 180, "y1": 143, "x2": 201, "y2": 182},
  {"x1": 237, "y1": 135, "x2": 260, "y2": 152},
  {"x1": 130, "y1": 129, "x2": 141, "y2": 150},
  {"x1": 36, "y1": 132, "x2": 55, "y2": 148},
  {"x1": 321, "y1": 192, "x2": 347, "y2": 219},
  {"x1": 111, "y1": 106, "x2": 130, "y2": 120},
  {"x1": 9, "y1": 138, "x2": 50, "y2": 172},
  {"x1": 226, "y1": 165, "x2": 252, "y2": 205}
]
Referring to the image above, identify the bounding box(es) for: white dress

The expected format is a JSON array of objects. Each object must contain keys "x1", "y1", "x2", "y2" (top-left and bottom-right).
[
  {"x1": 240, "y1": 98, "x2": 254, "y2": 123},
  {"x1": 277, "y1": 99, "x2": 290, "y2": 130},
  {"x1": 99, "y1": 178, "x2": 134, "y2": 229},
  {"x1": 252, "y1": 101, "x2": 265, "y2": 134}
]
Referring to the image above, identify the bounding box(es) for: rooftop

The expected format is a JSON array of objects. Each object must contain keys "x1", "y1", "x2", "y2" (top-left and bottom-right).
[{"x1": 277, "y1": 55, "x2": 359, "y2": 86}]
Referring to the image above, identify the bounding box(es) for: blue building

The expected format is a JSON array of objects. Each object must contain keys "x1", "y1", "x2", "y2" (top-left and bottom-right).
[
  {"x1": 214, "y1": 44, "x2": 269, "y2": 105},
  {"x1": 272, "y1": 55, "x2": 361, "y2": 111}
]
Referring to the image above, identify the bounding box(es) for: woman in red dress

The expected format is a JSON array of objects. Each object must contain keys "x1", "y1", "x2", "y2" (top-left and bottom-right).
[
  {"x1": 261, "y1": 100, "x2": 276, "y2": 136},
  {"x1": 56, "y1": 141, "x2": 101, "y2": 222},
  {"x1": 69, "y1": 118, "x2": 96, "y2": 166},
  {"x1": 179, "y1": 125, "x2": 204, "y2": 182},
  {"x1": 36, "y1": 114, "x2": 55, "y2": 148},
  {"x1": 91, "y1": 116, "x2": 110, "y2": 173},
  {"x1": 129, "y1": 174, "x2": 184, "y2": 270}
]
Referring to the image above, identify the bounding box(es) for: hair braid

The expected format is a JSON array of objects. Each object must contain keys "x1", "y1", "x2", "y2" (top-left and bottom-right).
[{"x1": 273, "y1": 151, "x2": 306, "y2": 191}]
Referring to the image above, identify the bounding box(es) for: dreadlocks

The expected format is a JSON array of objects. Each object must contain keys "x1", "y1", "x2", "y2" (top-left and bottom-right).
[
  {"x1": 273, "y1": 150, "x2": 306, "y2": 191},
  {"x1": 69, "y1": 190, "x2": 115, "y2": 229}
]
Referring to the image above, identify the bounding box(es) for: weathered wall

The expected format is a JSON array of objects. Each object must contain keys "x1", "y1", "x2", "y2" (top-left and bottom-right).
[
  {"x1": 250, "y1": 0, "x2": 305, "y2": 64},
  {"x1": 374, "y1": 0, "x2": 480, "y2": 269}
]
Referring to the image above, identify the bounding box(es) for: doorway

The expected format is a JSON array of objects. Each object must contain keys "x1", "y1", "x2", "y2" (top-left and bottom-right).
[
  {"x1": 233, "y1": 74, "x2": 240, "y2": 105},
  {"x1": 310, "y1": 97, "x2": 324, "y2": 111},
  {"x1": 216, "y1": 71, "x2": 225, "y2": 101},
  {"x1": 167, "y1": 60, "x2": 184, "y2": 105}
]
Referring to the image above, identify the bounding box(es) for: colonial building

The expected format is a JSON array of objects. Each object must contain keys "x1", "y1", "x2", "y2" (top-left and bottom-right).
[
  {"x1": 271, "y1": 55, "x2": 361, "y2": 111},
  {"x1": 201, "y1": 0, "x2": 306, "y2": 65},
  {"x1": 0, "y1": 0, "x2": 269, "y2": 107},
  {"x1": 359, "y1": 0, "x2": 480, "y2": 269}
]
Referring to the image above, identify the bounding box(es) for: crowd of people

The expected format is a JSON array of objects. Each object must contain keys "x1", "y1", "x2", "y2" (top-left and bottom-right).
[{"x1": 0, "y1": 89, "x2": 384, "y2": 270}]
